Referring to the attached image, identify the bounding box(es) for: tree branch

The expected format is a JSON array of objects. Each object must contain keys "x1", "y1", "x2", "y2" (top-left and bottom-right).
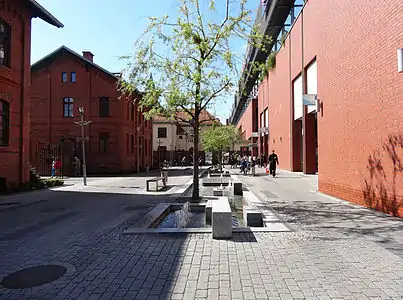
[
  {"x1": 203, "y1": 0, "x2": 230, "y2": 60},
  {"x1": 200, "y1": 80, "x2": 231, "y2": 111}
]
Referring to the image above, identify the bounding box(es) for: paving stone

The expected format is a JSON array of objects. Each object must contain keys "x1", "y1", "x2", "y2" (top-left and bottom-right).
[{"x1": 1, "y1": 172, "x2": 403, "y2": 300}]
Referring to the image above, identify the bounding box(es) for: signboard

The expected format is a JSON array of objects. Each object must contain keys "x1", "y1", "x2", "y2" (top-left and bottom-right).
[
  {"x1": 247, "y1": 143, "x2": 258, "y2": 147},
  {"x1": 251, "y1": 132, "x2": 259, "y2": 137}
]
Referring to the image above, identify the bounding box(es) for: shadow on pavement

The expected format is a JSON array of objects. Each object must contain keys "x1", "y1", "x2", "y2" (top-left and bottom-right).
[{"x1": 0, "y1": 187, "x2": 205, "y2": 299}]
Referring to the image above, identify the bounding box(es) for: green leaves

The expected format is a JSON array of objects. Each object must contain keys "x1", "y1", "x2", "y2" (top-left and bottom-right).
[
  {"x1": 201, "y1": 125, "x2": 240, "y2": 152},
  {"x1": 120, "y1": 0, "x2": 273, "y2": 135}
]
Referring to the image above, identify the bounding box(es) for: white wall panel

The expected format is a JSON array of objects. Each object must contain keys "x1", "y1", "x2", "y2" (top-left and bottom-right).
[
  {"x1": 306, "y1": 60, "x2": 317, "y2": 114},
  {"x1": 293, "y1": 75, "x2": 303, "y2": 120}
]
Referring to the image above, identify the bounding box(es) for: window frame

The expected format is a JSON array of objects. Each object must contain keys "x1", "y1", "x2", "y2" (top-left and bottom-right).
[
  {"x1": 157, "y1": 127, "x2": 167, "y2": 138},
  {"x1": 63, "y1": 97, "x2": 74, "y2": 117},
  {"x1": 99, "y1": 132, "x2": 109, "y2": 153},
  {"x1": 71, "y1": 72, "x2": 76, "y2": 83},
  {"x1": 130, "y1": 103, "x2": 134, "y2": 121},
  {"x1": 99, "y1": 96, "x2": 110, "y2": 117},
  {"x1": 0, "y1": 99, "x2": 10, "y2": 146},
  {"x1": 0, "y1": 19, "x2": 11, "y2": 67}
]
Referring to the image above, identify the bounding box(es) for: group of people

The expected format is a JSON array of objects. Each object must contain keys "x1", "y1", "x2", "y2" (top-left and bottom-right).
[
  {"x1": 228, "y1": 150, "x2": 279, "y2": 177},
  {"x1": 50, "y1": 156, "x2": 81, "y2": 178}
]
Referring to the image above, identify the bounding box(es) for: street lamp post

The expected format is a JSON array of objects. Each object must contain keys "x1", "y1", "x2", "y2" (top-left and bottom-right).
[
  {"x1": 157, "y1": 139, "x2": 162, "y2": 169},
  {"x1": 136, "y1": 126, "x2": 140, "y2": 173},
  {"x1": 74, "y1": 107, "x2": 91, "y2": 186}
]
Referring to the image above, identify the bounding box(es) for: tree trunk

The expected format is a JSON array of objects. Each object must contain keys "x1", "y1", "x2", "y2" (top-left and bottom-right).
[
  {"x1": 191, "y1": 120, "x2": 200, "y2": 201},
  {"x1": 219, "y1": 147, "x2": 223, "y2": 173}
]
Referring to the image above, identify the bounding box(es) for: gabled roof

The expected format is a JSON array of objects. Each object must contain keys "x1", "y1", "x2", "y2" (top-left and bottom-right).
[
  {"x1": 25, "y1": 0, "x2": 64, "y2": 28},
  {"x1": 31, "y1": 45, "x2": 119, "y2": 80},
  {"x1": 154, "y1": 110, "x2": 221, "y2": 125}
]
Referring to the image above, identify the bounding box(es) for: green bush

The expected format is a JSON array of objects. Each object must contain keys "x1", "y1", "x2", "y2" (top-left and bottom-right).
[{"x1": 40, "y1": 178, "x2": 64, "y2": 188}]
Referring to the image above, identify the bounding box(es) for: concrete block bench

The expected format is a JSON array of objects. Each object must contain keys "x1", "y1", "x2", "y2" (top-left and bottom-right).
[
  {"x1": 213, "y1": 188, "x2": 224, "y2": 196},
  {"x1": 146, "y1": 177, "x2": 166, "y2": 191},
  {"x1": 212, "y1": 197, "x2": 232, "y2": 239},
  {"x1": 205, "y1": 200, "x2": 213, "y2": 224},
  {"x1": 232, "y1": 182, "x2": 243, "y2": 196},
  {"x1": 243, "y1": 208, "x2": 263, "y2": 227}
]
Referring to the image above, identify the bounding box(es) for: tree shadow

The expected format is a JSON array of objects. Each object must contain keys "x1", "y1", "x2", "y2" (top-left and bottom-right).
[{"x1": 363, "y1": 133, "x2": 403, "y2": 217}]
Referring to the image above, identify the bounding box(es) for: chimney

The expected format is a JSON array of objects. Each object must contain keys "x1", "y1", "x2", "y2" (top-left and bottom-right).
[{"x1": 82, "y1": 51, "x2": 94, "y2": 62}]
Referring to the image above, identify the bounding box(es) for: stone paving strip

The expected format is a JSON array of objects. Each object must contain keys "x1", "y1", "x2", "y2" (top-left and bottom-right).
[{"x1": 1, "y1": 231, "x2": 402, "y2": 299}]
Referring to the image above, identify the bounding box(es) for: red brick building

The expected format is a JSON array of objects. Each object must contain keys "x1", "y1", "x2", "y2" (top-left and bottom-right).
[
  {"x1": 30, "y1": 46, "x2": 152, "y2": 176},
  {"x1": 0, "y1": 0, "x2": 63, "y2": 191},
  {"x1": 231, "y1": 0, "x2": 403, "y2": 216}
]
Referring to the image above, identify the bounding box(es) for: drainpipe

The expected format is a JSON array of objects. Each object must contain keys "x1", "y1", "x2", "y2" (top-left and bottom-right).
[
  {"x1": 289, "y1": 17, "x2": 293, "y2": 170},
  {"x1": 48, "y1": 70, "x2": 52, "y2": 144},
  {"x1": 301, "y1": 5, "x2": 307, "y2": 174},
  {"x1": 18, "y1": 19, "x2": 27, "y2": 187}
]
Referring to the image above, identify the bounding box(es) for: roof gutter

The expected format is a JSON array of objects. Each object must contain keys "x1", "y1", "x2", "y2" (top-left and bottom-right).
[{"x1": 27, "y1": 0, "x2": 64, "y2": 28}]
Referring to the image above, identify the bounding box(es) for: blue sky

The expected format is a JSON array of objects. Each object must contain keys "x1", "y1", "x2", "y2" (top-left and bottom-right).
[{"x1": 31, "y1": 0, "x2": 260, "y2": 123}]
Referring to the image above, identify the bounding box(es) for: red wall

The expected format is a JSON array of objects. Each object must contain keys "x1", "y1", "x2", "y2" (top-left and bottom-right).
[
  {"x1": 0, "y1": 0, "x2": 33, "y2": 190},
  {"x1": 237, "y1": 99, "x2": 256, "y2": 140},
  {"x1": 30, "y1": 50, "x2": 152, "y2": 175},
  {"x1": 258, "y1": 0, "x2": 403, "y2": 216}
]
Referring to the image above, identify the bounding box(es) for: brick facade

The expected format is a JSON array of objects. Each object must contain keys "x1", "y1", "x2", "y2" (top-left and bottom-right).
[
  {"x1": 30, "y1": 46, "x2": 152, "y2": 176},
  {"x1": 237, "y1": 99, "x2": 258, "y2": 156},
  {"x1": 237, "y1": 0, "x2": 403, "y2": 216},
  {"x1": 0, "y1": 0, "x2": 62, "y2": 191}
]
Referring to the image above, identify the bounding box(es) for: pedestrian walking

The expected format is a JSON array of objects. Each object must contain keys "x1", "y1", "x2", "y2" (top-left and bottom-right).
[
  {"x1": 73, "y1": 156, "x2": 81, "y2": 177},
  {"x1": 54, "y1": 158, "x2": 62, "y2": 178},
  {"x1": 268, "y1": 150, "x2": 279, "y2": 177},
  {"x1": 51, "y1": 158, "x2": 56, "y2": 177}
]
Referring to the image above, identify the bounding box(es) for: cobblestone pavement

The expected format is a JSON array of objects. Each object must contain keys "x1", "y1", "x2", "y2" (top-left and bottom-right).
[
  {"x1": 234, "y1": 166, "x2": 403, "y2": 259},
  {"x1": 0, "y1": 169, "x2": 402, "y2": 299}
]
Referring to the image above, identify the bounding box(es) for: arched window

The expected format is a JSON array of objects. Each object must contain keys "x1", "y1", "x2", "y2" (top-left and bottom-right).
[
  {"x1": 0, "y1": 100, "x2": 10, "y2": 146},
  {"x1": 0, "y1": 19, "x2": 11, "y2": 67}
]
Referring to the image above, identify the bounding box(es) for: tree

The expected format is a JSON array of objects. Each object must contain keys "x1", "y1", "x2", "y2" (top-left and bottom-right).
[
  {"x1": 202, "y1": 125, "x2": 240, "y2": 172},
  {"x1": 119, "y1": 0, "x2": 271, "y2": 200}
]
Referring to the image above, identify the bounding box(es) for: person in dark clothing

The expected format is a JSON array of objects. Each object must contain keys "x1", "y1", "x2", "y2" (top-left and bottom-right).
[{"x1": 268, "y1": 150, "x2": 279, "y2": 177}]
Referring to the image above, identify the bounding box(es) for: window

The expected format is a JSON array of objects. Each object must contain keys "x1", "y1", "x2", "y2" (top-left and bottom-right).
[
  {"x1": 99, "y1": 132, "x2": 109, "y2": 153},
  {"x1": 0, "y1": 100, "x2": 10, "y2": 146},
  {"x1": 0, "y1": 19, "x2": 11, "y2": 67},
  {"x1": 63, "y1": 97, "x2": 74, "y2": 117},
  {"x1": 179, "y1": 136, "x2": 183, "y2": 139},
  {"x1": 131, "y1": 134, "x2": 134, "y2": 154},
  {"x1": 130, "y1": 103, "x2": 134, "y2": 121},
  {"x1": 99, "y1": 97, "x2": 110, "y2": 117},
  {"x1": 126, "y1": 133, "x2": 129, "y2": 155},
  {"x1": 71, "y1": 72, "x2": 76, "y2": 82},
  {"x1": 157, "y1": 127, "x2": 167, "y2": 138},
  {"x1": 62, "y1": 72, "x2": 67, "y2": 83}
]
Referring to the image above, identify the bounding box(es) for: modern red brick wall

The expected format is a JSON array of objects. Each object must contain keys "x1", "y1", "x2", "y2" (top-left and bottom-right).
[
  {"x1": 30, "y1": 49, "x2": 152, "y2": 175},
  {"x1": 258, "y1": 0, "x2": 403, "y2": 216},
  {"x1": 237, "y1": 99, "x2": 256, "y2": 140},
  {"x1": 0, "y1": 1, "x2": 33, "y2": 190},
  {"x1": 267, "y1": 41, "x2": 293, "y2": 171}
]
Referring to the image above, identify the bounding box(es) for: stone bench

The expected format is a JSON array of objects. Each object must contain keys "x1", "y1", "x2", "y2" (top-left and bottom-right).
[
  {"x1": 233, "y1": 182, "x2": 243, "y2": 195},
  {"x1": 213, "y1": 188, "x2": 224, "y2": 196},
  {"x1": 243, "y1": 208, "x2": 263, "y2": 227},
  {"x1": 205, "y1": 200, "x2": 213, "y2": 224},
  {"x1": 242, "y1": 191, "x2": 263, "y2": 227},
  {"x1": 212, "y1": 197, "x2": 232, "y2": 239},
  {"x1": 146, "y1": 177, "x2": 166, "y2": 191}
]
